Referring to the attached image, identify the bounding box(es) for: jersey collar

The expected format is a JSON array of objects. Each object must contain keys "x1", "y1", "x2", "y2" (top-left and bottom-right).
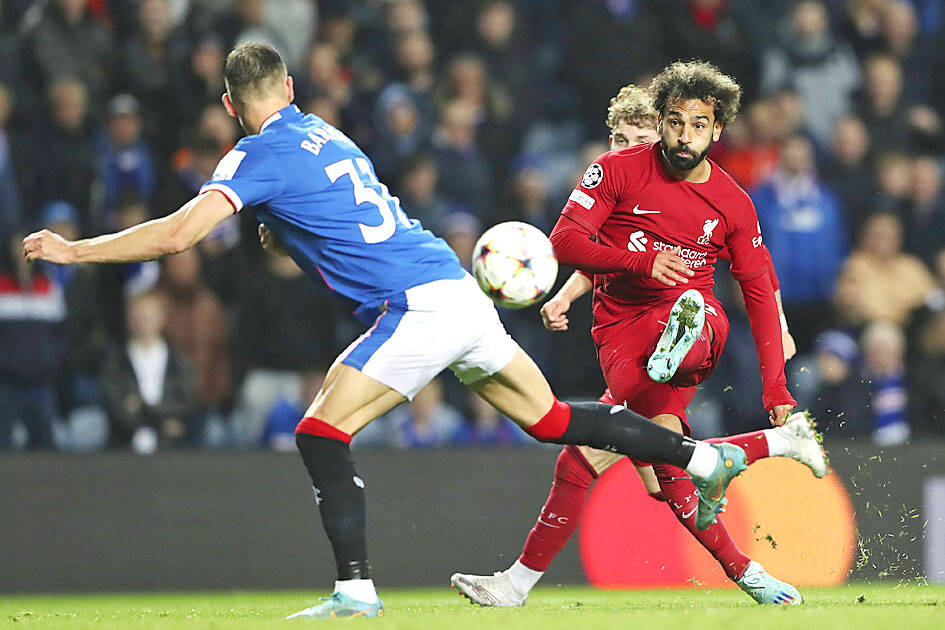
[{"x1": 259, "y1": 104, "x2": 302, "y2": 133}]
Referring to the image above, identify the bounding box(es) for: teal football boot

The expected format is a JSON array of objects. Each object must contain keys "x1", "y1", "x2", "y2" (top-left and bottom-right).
[{"x1": 647, "y1": 289, "x2": 706, "y2": 383}]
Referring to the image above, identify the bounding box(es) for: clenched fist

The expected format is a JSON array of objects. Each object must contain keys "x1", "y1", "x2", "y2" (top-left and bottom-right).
[{"x1": 23, "y1": 229, "x2": 75, "y2": 264}]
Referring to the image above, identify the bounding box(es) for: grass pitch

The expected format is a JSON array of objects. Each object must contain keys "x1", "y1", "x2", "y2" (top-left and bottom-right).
[{"x1": 2, "y1": 583, "x2": 943, "y2": 629}]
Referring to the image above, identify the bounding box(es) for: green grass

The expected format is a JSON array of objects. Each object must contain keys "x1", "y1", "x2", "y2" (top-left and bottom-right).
[{"x1": 2, "y1": 584, "x2": 943, "y2": 629}]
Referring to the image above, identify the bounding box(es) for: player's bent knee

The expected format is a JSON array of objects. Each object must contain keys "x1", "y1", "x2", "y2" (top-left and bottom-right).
[
  {"x1": 296, "y1": 416, "x2": 353, "y2": 444},
  {"x1": 651, "y1": 413, "x2": 683, "y2": 434}
]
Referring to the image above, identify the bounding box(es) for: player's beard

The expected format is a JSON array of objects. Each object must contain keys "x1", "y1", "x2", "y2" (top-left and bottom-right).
[{"x1": 662, "y1": 137, "x2": 713, "y2": 171}]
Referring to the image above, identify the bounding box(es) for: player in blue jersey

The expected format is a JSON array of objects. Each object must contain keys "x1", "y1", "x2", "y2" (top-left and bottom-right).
[{"x1": 25, "y1": 42, "x2": 757, "y2": 619}]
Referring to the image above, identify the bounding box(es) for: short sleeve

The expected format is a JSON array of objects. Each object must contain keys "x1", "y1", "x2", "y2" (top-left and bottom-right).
[
  {"x1": 200, "y1": 139, "x2": 285, "y2": 212},
  {"x1": 561, "y1": 152, "x2": 622, "y2": 234},
  {"x1": 725, "y1": 195, "x2": 768, "y2": 281}
]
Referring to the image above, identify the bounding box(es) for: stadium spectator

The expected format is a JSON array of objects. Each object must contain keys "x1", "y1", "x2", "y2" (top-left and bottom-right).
[
  {"x1": 16, "y1": 76, "x2": 99, "y2": 228},
  {"x1": 872, "y1": 151, "x2": 914, "y2": 215},
  {"x1": 388, "y1": 378, "x2": 464, "y2": 449},
  {"x1": 499, "y1": 156, "x2": 557, "y2": 233},
  {"x1": 439, "y1": 212, "x2": 480, "y2": 271},
  {"x1": 854, "y1": 54, "x2": 913, "y2": 151},
  {"x1": 172, "y1": 34, "x2": 227, "y2": 127},
  {"x1": 661, "y1": 0, "x2": 756, "y2": 99},
  {"x1": 18, "y1": 0, "x2": 113, "y2": 108},
  {"x1": 97, "y1": 94, "x2": 156, "y2": 225},
  {"x1": 753, "y1": 135, "x2": 849, "y2": 348},
  {"x1": 233, "y1": 252, "x2": 344, "y2": 447},
  {"x1": 453, "y1": 390, "x2": 529, "y2": 447},
  {"x1": 37, "y1": 202, "x2": 108, "y2": 438},
  {"x1": 396, "y1": 153, "x2": 450, "y2": 234},
  {"x1": 0, "y1": 230, "x2": 65, "y2": 451},
  {"x1": 760, "y1": 0, "x2": 860, "y2": 146},
  {"x1": 903, "y1": 156, "x2": 945, "y2": 264},
  {"x1": 158, "y1": 249, "x2": 233, "y2": 423},
  {"x1": 102, "y1": 290, "x2": 198, "y2": 452},
  {"x1": 430, "y1": 99, "x2": 492, "y2": 216},
  {"x1": 214, "y1": 0, "x2": 288, "y2": 62},
  {"x1": 370, "y1": 83, "x2": 430, "y2": 182},
  {"x1": 861, "y1": 320, "x2": 911, "y2": 445},
  {"x1": 824, "y1": 115, "x2": 877, "y2": 227},
  {"x1": 259, "y1": 370, "x2": 326, "y2": 452},
  {"x1": 713, "y1": 99, "x2": 781, "y2": 189},
  {"x1": 0, "y1": 82, "x2": 22, "y2": 236},
  {"x1": 807, "y1": 329, "x2": 871, "y2": 438},
  {"x1": 834, "y1": 212, "x2": 936, "y2": 327}
]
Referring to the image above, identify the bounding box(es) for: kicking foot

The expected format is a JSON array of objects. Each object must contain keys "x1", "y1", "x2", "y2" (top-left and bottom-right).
[
  {"x1": 647, "y1": 289, "x2": 706, "y2": 383},
  {"x1": 692, "y1": 443, "x2": 747, "y2": 530},
  {"x1": 736, "y1": 560, "x2": 802, "y2": 605},
  {"x1": 286, "y1": 592, "x2": 384, "y2": 619},
  {"x1": 450, "y1": 571, "x2": 527, "y2": 607},
  {"x1": 774, "y1": 411, "x2": 828, "y2": 478}
]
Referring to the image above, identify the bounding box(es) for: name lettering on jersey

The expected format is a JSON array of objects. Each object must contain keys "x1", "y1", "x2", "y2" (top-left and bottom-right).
[
  {"x1": 568, "y1": 188, "x2": 595, "y2": 210},
  {"x1": 211, "y1": 149, "x2": 246, "y2": 181},
  {"x1": 300, "y1": 126, "x2": 350, "y2": 156},
  {"x1": 652, "y1": 240, "x2": 709, "y2": 268},
  {"x1": 581, "y1": 163, "x2": 603, "y2": 188}
]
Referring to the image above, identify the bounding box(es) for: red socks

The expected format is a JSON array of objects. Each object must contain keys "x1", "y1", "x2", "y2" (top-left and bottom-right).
[
  {"x1": 519, "y1": 446, "x2": 596, "y2": 571},
  {"x1": 706, "y1": 431, "x2": 769, "y2": 465},
  {"x1": 653, "y1": 463, "x2": 751, "y2": 580}
]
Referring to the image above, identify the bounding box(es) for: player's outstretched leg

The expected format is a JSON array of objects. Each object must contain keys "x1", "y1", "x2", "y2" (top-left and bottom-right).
[
  {"x1": 647, "y1": 289, "x2": 706, "y2": 383},
  {"x1": 705, "y1": 411, "x2": 827, "y2": 478},
  {"x1": 653, "y1": 463, "x2": 801, "y2": 604}
]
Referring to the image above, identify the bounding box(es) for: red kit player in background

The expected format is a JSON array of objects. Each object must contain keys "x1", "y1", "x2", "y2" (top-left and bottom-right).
[{"x1": 452, "y1": 64, "x2": 826, "y2": 606}]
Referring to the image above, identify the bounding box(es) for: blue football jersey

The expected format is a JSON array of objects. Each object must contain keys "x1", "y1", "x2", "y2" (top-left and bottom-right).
[{"x1": 200, "y1": 105, "x2": 464, "y2": 322}]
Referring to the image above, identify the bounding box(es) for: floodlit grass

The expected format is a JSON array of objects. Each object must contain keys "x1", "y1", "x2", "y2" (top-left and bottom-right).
[{"x1": 2, "y1": 583, "x2": 943, "y2": 629}]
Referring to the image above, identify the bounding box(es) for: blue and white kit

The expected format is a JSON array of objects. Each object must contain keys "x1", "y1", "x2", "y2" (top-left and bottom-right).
[{"x1": 200, "y1": 105, "x2": 518, "y2": 398}]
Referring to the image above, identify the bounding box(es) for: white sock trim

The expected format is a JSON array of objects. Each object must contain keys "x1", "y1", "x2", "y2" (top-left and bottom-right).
[
  {"x1": 762, "y1": 428, "x2": 791, "y2": 458},
  {"x1": 334, "y1": 578, "x2": 377, "y2": 604},
  {"x1": 508, "y1": 559, "x2": 544, "y2": 594},
  {"x1": 684, "y1": 441, "x2": 718, "y2": 478}
]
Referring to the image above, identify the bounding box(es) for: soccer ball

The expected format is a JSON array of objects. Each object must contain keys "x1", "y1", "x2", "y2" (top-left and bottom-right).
[{"x1": 472, "y1": 221, "x2": 558, "y2": 308}]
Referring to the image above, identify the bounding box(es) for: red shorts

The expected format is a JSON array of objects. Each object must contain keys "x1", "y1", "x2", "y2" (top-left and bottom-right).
[{"x1": 595, "y1": 294, "x2": 729, "y2": 435}]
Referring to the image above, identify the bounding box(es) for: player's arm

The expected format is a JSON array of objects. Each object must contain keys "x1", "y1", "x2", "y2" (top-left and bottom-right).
[
  {"x1": 540, "y1": 270, "x2": 593, "y2": 331},
  {"x1": 550, "y1": 153, "x2": 691, "y2": 285},
  {"x1": 550, "y1": 215, "x2": 692, "y2": 285},
  {"x1": 24, "y1": 191, "x2": 234, "y2": 264},
  {"x1": 727, "y1": 209, "x2": 796, "y2": 425},
  {"x1": 763, "y1": 245, "x2": 796, "y2": 361}
]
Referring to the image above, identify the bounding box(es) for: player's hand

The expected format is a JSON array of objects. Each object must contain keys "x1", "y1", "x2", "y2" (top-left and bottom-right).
[
  {"x1": 768, "y1": 404, "x2": 794, "y2": 427},
  {"x1": 23, "y1": 229, "x2": 76, "y2": 264},
  {"x1": 782, "y1": 329, "x2": 797, "y2": 361},
  {"x1": 540, "y1": 296, "x2": 572, "y2": 331},
  {"x1": 258, "y1": 224, "x2": 287, "y2": 255},
  {"x1": 651, "y1": 246, "x2": 694, "y2": 286}
]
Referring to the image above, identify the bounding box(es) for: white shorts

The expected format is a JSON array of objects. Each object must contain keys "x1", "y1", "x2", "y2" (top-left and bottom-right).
[{"x1": 339, "y1": 274, "x2": 520, "y2": 399}]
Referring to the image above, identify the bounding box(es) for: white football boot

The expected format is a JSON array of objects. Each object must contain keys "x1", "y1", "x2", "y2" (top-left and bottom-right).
[
  {"x1": 450, "y1": 571, "x2": 528, "y2": 607},
  {"x1": 772, "y1": 411, "x2": 829, "y2": 478},
  {"x1": 736, "y1": 560, "x2": 802, "y2": 605}
]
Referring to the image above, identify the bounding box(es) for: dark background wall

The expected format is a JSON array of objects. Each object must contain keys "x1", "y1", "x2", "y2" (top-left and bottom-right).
[{"x1": 1, "y1": 442, "x2": 942, "y2": 593}]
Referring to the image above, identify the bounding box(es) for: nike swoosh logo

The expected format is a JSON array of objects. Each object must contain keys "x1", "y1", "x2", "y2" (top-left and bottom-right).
[
  {"x1": 632, "y1": 204, "x2": 660, "y2": 214},
  {"x1": 711, "y1": 476, "x2": 724, "y2": 502},
  {"x1": 682, "y1": 507, "x2": 697, "y2": 519}
]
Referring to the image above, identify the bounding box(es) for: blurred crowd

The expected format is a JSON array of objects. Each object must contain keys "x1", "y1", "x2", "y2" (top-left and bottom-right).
[{"x1": 1, "y1": 0, "x2": 944, "y2": 452}]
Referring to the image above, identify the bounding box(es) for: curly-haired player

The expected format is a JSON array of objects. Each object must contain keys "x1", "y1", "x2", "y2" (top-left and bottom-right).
[{"x1": 452, "y1": 64, "x2": 826, "y2": 606}]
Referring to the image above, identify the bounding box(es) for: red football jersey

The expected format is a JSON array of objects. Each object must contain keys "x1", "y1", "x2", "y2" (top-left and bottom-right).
[{"x1": 561, "y1": 142, "x2": 767, "y2": 334}]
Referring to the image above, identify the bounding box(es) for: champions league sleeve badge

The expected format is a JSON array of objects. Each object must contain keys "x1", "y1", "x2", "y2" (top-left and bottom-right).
[{"x1": 581, "y1": 163, "x2": 604, "y2": 189}]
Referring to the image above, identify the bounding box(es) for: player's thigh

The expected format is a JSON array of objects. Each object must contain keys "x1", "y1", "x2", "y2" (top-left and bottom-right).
[
  {"x1": 468, "y1": 348, "x2": 554, "y2": 427},
  {"x1": 304, "y1": 362, "x2": 406, "y2": 436},
  {"x1": 579, "y1": 445, "x2": 624, "y2": 475},
  {"x1": 651, "y1": 413, "x2": 684, "y2": 434}
]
